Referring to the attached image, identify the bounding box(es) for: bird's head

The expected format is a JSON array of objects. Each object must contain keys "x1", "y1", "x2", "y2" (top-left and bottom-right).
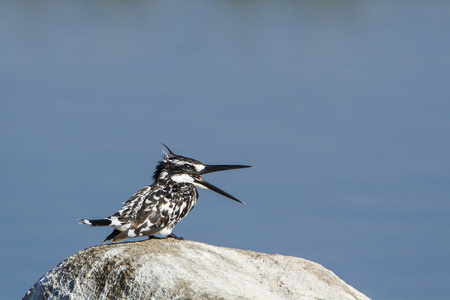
[{"x1": 153, "y1": 144, "x2": 251, "y2": 204}]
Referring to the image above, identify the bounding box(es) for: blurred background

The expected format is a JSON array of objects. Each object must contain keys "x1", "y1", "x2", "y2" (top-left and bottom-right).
[{"x1": 1, "y1": 0, "x2": 449, "y2": 299}]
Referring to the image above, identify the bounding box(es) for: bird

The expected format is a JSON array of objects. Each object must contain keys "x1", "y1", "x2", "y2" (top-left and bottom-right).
[{"x1": 79, "y1": 144, "x2": 251, "y2": 243}]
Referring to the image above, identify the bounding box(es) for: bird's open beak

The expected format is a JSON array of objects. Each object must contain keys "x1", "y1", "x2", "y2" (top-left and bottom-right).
[{"x1": 194, "y1": 164, "x2": 252, "y2": 204}]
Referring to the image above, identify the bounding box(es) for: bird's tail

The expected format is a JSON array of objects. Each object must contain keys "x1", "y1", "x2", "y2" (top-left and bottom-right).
[{"x1": 78, "y1": 218, "x2": 111, "y2": 226}]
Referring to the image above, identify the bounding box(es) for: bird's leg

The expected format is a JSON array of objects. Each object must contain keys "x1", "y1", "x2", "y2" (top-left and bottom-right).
[
  {"x1": 167, "y1": 233, "x2": 184, "y2": 240},
  {"x1": 147, "y1": 235, "x2": 161, "y2": 240}
]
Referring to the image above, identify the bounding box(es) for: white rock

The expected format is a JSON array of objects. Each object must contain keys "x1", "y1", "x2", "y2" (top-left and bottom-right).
[{"x1": 24, "y1": 239, "x2": 370, "y2": 300}]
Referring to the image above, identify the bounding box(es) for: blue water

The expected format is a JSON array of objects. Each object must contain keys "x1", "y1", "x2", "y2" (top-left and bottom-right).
[{"x1": 1, "y1": 1, "x2": 450, "y2": 299}]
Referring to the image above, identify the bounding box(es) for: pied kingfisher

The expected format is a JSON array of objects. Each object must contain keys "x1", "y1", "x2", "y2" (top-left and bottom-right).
[{"x1": 79, "y1": 145, "x2": 251, "y2": 243}]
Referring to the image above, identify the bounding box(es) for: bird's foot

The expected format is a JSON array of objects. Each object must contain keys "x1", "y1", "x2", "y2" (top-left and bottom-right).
[
  {"x1": 167, "y1": 233, "x2": 184, "y2": 240},
  {"x1": 147, "y1": 235, "x2": 161, "y2": 240}
]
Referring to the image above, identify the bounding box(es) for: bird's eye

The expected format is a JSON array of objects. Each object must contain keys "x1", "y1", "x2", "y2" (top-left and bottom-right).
[{"x1": 185, "y1": 164, "x2": 194, "y2": 170}]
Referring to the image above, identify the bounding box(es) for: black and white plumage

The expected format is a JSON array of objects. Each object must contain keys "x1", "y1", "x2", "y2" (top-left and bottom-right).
[{"x1": 79, "y1": 145, "x2": 251, "y2": 243}]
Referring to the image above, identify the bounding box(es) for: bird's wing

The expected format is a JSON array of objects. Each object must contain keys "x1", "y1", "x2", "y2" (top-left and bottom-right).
[
  {"x1": 108, "y1": 185, "x2": 163, "y2": 242},
  {"x1": 111, "y1": 185, "x2": 153, "y2": 226},
  {"x1": 134, "y1": 183, "x2": 198, "y2": 236},
  {"x1": 130, "y1": 184, "x2": 178, "y2": 234}
]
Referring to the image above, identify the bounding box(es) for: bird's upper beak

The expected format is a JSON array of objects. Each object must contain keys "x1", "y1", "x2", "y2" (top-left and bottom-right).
[
  {"x1": 194, "y1": 164, "x2": 252, "y2": 204},
  {"x1": 199, "y1": 164, "x2": 252, "y2": 175}
]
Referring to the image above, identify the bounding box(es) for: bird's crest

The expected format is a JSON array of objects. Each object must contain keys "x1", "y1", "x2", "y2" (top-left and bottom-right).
[{"x1": 161, "y1": 143, "x2": 176, "y2": 161}]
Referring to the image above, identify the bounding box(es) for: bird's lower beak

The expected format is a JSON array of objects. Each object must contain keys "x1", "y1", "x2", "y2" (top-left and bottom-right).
[{"x1": 193, "y1": 176, "x2": 246, "y2": 204}]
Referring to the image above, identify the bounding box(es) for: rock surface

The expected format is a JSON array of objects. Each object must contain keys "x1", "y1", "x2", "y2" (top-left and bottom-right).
[{"x1": 24, "y1": 239, "x2": 370, "y2": 300}]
